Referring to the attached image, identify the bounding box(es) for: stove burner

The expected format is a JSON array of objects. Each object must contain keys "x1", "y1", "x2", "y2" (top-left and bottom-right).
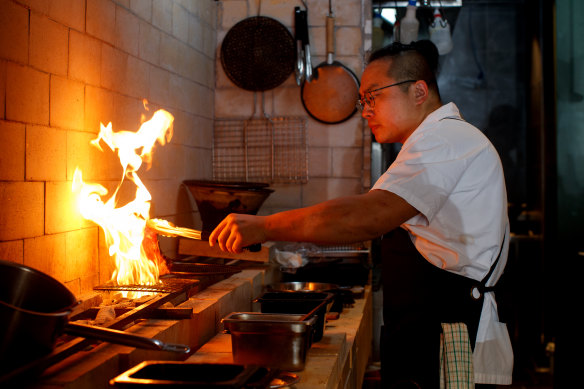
[{"x1": 93, "y1": 277, "x2": 198, "y2": 294}]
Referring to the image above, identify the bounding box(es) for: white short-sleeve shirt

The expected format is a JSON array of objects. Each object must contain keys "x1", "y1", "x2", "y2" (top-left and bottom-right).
[{"x1": 372, "y1": 102, "x2": 513, "y2": 384}]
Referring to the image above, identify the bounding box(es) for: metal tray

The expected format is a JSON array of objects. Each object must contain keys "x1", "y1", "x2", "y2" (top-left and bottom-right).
[
  {"x1": 109, "y1": 361, "x2": 271, "y2": 388},
  {"x1": 254, "y1": 292, "x2": 334, "y2": 342},
  {"x1": 222, "y1": 312, "x2": 316, "y2": 371}
]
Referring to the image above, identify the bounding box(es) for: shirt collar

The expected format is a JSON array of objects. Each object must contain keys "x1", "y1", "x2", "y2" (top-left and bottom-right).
[
  {"x1": 423, "y1": 102, "x2": 461, "y2": 124},
  {"x1": 402, "y1": 103, "x2": 461, "y2": 147}
]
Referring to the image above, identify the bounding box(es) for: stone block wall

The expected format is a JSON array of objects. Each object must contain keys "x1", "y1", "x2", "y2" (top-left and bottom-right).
[
  {"x1": 0, "y1": 0, "x2": 372, "y2": 297},
  {"x1": 0, "y1": 0, "x2": 218, "y2": 295}
]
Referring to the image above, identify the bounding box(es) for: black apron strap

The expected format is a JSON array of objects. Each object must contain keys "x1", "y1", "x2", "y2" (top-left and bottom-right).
[{"x1": 472, "y1": 232, "x2": 507, "y2": 299}]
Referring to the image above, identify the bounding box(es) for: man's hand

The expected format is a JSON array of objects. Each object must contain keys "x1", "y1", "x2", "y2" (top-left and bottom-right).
[{"x1": 209, "y1": 214, "x2": 266, "y2": 253}]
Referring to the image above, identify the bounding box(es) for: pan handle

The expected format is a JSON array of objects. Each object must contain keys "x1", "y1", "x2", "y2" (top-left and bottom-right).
[
  {"x1": 64, "y1": 322, "x2": 191, "y2": 354},
  {"x1": 326, "y1": 15, "x2": 335, "y2": 64}
]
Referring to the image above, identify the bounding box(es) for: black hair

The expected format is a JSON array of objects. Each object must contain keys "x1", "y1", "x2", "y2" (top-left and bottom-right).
[{"x1": 367, "y1": 40, "x2": 440, "y2": 96}]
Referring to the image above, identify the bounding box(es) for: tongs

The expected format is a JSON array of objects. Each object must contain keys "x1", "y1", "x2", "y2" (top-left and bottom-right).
[
  {"x1": 146, "y1": 219, "x2": 261, "y2": 252},
  {"x1": 294, "y1": 4, "x2": 312, "y2": 85}
]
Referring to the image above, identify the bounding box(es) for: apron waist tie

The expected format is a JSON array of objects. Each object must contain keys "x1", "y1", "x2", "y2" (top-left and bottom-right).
[{"x1": 471, "y1": 232, "x2": 507, "y2": 300}]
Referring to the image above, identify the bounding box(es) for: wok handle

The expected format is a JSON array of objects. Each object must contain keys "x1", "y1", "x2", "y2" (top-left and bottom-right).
[{"x1": 64, "y1": 322, "x2": 191, "y2": 354}]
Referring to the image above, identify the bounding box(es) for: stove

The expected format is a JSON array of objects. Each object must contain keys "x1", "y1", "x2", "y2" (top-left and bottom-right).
[{"x1": 0, "y1": 276, "x2": 201, "y2": 387}]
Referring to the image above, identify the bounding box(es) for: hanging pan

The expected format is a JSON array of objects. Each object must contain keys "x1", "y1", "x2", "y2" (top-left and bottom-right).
[
  {"x1": 301, "y1": 0, "x2": 360, "y2": 124},
  {"x1": 221, "y1": 9, "x2": 296, "y2": 92}
]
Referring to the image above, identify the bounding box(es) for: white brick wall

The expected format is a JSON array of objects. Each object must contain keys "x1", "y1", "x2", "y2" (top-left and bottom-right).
[
  {"x1": 0, "y1": 0, "x2": 218, "y2": 294},
  {"x1": 0, "y1": 0, "x2": 370, "y2": 296}
]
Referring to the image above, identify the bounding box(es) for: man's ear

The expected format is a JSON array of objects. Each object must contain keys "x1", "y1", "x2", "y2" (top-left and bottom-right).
[{"x1": 413, "y1": 81, "x2": 429, "y2": 104}]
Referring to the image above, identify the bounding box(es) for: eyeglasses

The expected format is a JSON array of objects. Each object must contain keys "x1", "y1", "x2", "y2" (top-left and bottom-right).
[{"x1": 356, "y1": 80, "x2": 417, "y2": 112}]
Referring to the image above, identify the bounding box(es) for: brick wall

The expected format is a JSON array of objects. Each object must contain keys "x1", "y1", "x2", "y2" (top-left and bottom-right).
[
  {"x1": 0, "y1": 0, "x2": 373, "y2": 297},
  {"x1": 0, "y1": 0, "x2": 217, "y2": 295},
  {"x1": 216, "y1": 0, "x2": 371, "y2": 215}
]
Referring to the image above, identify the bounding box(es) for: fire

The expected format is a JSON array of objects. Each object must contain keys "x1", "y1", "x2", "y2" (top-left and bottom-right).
[{"x1": 72, "y1": 109, "x2": 174, "y2": 288}]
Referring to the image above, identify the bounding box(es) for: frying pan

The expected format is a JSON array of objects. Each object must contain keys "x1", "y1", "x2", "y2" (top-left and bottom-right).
[
  {"x1": 301, "y1": 0, "x2": 360, "y2": 124},
  {"x1": 0, "y1": 260, "x2": 190, "y2": 375},
  {"x1": 221, "y1": 15, "x2": 296, "y2": 91}
]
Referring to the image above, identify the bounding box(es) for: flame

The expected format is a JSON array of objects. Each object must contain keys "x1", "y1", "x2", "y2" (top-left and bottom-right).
[{"x1": 72, "y1": 109, "x2": 174, "y2": 290}]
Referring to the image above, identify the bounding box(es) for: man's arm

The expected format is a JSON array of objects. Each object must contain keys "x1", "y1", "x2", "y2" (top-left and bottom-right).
[{"x1": 209, "y1": 189, "x2": 418, "y2": 253}]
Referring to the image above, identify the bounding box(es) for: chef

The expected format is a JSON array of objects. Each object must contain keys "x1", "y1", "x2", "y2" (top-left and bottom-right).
[{"x1": 210, "y1": 40, "x2": 513, "y2": 388}]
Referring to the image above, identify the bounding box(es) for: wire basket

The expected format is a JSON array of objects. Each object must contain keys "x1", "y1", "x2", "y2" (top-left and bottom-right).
[{"x1": 213, "y1": 116, "x2": 308, "y2": 183}]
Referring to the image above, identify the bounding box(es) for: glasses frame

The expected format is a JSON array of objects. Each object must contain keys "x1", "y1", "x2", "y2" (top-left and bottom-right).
[{"x1": 356, "y1": 79, "x2": 417, "y2": 112}]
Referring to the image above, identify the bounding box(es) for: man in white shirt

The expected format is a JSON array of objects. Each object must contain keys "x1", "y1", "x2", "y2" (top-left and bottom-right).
[{"x1": 209, "y1": 40, "x2": 512, "y2": 388}]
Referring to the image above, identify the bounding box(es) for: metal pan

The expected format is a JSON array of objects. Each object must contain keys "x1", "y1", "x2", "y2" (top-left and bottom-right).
[
  {"x1": 301, "y1": 0, "x2": 359, "y2": 124},
  {"x1": 0, "y1": 260, "x2": 190, "y2": 376},
  {"x1": 221, "y1": 15, "x2": 296, "y2": 91}
]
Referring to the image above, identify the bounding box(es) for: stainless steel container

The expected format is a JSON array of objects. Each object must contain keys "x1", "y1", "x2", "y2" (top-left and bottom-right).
[
  {"x1": 254, "y1": 292, "x2": 333, "y2": 342},
  {"x1": 109, "y1": 361, "x2": 278, "y2": 388},
  {"x1": 222, "y1": 313, "x2": 316, "y2": 371}
]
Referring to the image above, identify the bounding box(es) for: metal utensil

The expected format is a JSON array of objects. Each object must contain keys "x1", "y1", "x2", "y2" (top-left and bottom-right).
[
  {"x1": 0, "y1": 259, "x2": 191, "y2": 383},
  {"x1": 64, "y1": 322, "x2": 190, "y2": 353},
  {"x1": 294, "y1": 7, "x2": 305, "y2": 85},
  {"x1": 147, "y1": 218, "x2": 207, "y2": 240},
  {"x1": 146, "y1": 219, "x2": 261, "y2": 252}
]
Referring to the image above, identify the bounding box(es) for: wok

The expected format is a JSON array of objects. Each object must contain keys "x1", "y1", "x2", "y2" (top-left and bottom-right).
[{"x1": 0, "y1": 259, "x2": 190, "y2": 375}]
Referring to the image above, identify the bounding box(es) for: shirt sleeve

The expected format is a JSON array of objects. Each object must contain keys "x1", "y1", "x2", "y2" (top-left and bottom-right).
[{"x1": 372, "y1": 131, "x2": 469, "y2": 224}]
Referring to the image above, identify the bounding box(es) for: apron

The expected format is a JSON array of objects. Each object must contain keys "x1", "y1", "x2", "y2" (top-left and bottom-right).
[{"x1": 380, "y1": 228, "x2": 502, "y2": 389}]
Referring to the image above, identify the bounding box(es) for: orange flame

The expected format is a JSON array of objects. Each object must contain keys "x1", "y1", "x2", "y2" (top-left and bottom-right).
[{"x1": 72, "y1": 109, "x2": 174, "y2": 288}]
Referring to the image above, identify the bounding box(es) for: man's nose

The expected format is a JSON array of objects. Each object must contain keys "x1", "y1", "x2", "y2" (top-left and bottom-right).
[{"x1": 361, "y1": 105, "x2": 373, "y2": 118}]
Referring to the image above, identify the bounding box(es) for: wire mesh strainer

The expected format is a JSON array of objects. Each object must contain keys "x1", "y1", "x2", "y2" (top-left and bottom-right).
[{"x1": 213, "y1": 95, "x2": 308, "y2": 183}]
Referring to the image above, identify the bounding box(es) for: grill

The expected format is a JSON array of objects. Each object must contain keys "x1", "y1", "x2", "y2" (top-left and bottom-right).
[{"x1": 93, "y1": 277, "x2": 198, "y2": 294}]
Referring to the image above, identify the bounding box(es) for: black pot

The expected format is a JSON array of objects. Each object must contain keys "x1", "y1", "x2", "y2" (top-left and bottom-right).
[
  {"x1": 0, "y1": 259, "x2": 77, "y2": 372},
  {"x1": 0, "y1": 259, "x2": 190, "y2": 379}
]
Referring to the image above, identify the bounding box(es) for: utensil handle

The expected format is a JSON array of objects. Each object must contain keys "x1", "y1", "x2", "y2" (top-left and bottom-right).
[
  {"x1": 295, "y1": 7, "x2": 307, "y2": 43},
  {"x1": 326, "y1": 15, "x2": 334, "y2": 61},
  {"x1": 298, "y1": 9, "x2": 309, "y2": 45},
  {"x1": 65, "y1": 322, "x2": 191, "y2": 354}
]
